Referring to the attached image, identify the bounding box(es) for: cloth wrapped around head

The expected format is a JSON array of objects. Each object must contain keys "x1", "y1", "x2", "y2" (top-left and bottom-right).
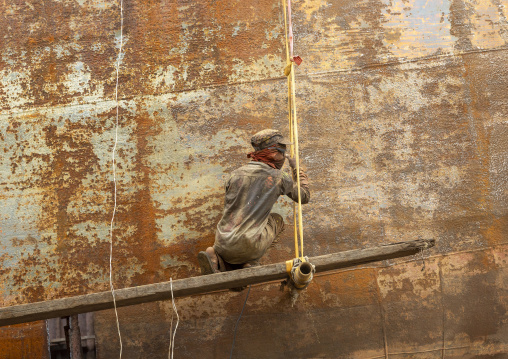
[
  {"x1": 247, "y1": 129, "x2": 293, "y2": 169},
  {"x1": 250, "y1": 129, "x2": 293, "y2": 151}
]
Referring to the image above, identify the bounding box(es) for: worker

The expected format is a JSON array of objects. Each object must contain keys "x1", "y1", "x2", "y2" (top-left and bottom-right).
[{"x1": 198, "y1": 129, "x2": 310, "y2": 275}]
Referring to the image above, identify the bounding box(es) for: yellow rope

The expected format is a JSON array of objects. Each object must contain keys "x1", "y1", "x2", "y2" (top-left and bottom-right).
[
  {"x1": 282, "y1": 0, "x2": 304, "y2": 259},
  {"x1": 282, "y1": 0, "x2": 298, "y2": 259},
  {"x1": 291, "y1": 65, "x2": 304, "y2": 259}
]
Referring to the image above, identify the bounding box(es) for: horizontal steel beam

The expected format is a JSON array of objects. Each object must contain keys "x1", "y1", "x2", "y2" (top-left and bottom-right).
[{"x1": 0, "y1": 239, "x2": 434, "y2": 327}]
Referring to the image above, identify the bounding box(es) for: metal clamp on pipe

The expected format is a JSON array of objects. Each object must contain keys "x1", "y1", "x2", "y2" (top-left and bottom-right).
[
  {"x1": 282, "y1": 257, "x2": 316, "y2": 305},
  {"x1": 290, "y1": 257, "x2": 315, "y2": 289}
]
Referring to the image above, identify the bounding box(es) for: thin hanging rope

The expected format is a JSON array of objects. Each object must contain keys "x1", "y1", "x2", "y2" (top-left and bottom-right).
[
  {"x1": 229, "y1": 285, "x2": 251, "y2": 359},
  {"x1": 110, "y1": 0, "x2": 124, "y2": 356},
  {"x1": 168, "y1": 278, "x2": 180, "y2": 359},
  {"x1": 287, "y1": 0, "x2": 294, "y2": 59},
  {"x1": 168, "y1": 309, "x2": 174, "y2": 359}
]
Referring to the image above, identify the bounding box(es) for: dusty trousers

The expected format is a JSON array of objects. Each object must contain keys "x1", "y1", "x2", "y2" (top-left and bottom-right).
[{"x1": 214, "y1": 212, "x2": 285, "y2": 269}]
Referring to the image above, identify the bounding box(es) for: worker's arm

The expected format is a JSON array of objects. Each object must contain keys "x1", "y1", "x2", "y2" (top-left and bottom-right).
[{"x1": 282, "y1": 155, "x2": 310, "y2": 204}]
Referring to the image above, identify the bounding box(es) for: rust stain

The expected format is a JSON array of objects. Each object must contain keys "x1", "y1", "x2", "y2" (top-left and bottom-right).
[
  {"x1": 441, "y1": 250, "x2": 507, "y2": 343},
  {"x1": 484, "y1": 215, "x2": 508, "y2": 245},
  {"x1": 0, "y1": 322, "x2": 49, "y2": 358},
  {"x1": 1, "y1": 0, "x2": 508, "y2": 357}
]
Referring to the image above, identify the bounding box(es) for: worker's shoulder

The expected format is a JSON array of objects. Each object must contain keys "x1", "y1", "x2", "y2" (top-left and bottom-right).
[{"x1": 231, "y1": 162, "x2": 283, "y2": 178}]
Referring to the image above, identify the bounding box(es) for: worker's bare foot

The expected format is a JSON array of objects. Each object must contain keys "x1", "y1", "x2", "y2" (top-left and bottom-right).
[{"x1": 197, "y1": 247, "x2": 219, "y2": 275}]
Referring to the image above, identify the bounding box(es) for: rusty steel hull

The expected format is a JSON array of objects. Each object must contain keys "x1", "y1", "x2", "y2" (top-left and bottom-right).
[{"x1": 1, "y1": 0, "x2": 507, "y2": 357}]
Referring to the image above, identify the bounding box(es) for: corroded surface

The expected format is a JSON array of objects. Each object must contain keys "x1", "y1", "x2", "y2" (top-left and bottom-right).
[
  {"x1": 1, "y1": 0, "x2": 507, "y2": 357},
  {"x1": 0, "y1": 322, "x2": 49, "y2": 358}
]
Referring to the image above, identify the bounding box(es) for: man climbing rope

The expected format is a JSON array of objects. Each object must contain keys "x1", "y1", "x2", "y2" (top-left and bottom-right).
[{"x1": 198, "y1": 129, "x2": 310, "y2": 274}]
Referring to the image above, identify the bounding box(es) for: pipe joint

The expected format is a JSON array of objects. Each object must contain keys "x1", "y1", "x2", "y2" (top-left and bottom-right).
[{"x1": 289, "y1": 257, "x2": 315, "y2": 290}]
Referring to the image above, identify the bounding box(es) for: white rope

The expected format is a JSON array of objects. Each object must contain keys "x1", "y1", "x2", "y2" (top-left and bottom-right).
[
  {"x1": 168, "y1": 309, "x2": 174, "y2": 359},
  {"x1": 168, "y1": 278, "x2": 180, "y2": 359},
  {"x1": 109, "y1": 0, "x2": 124, "y2": 356},
  {"x1": 229, "y1": 285, "x2": 251, "y2": 359}
]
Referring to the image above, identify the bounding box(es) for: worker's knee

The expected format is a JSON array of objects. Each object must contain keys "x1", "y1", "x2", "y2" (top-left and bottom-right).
[
  {"x1": 271, "y1": 213, "x2": 283, "y2": 223},
  {"x1": 269, "y1": 213, "x2": 285, "y2": 234},
  {"x1": 205, "y1": 246, "x2": 216, "y2": 257}
]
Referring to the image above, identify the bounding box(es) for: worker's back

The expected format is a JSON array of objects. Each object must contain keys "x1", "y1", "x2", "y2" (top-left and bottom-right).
[{"x1": 214, "y1": 161, "x2": 293, "y2": 264}]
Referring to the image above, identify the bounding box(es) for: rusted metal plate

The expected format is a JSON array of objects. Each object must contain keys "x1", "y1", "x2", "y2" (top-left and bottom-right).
[
  {"x1": 1, "y1": 0, "x2": 507, "y2": 357},
  {"x1": 0, "y1": 322, "x2": 49, "y2": 358}
]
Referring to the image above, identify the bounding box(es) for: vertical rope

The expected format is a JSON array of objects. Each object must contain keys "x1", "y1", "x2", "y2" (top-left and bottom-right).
[
  {"x1": 282, "y1": 0, "x2": 299, "y2": 259},
  {"x1": 229, "y1": 285, "x2": 251, "y2": 359},
  {"x1": 287, "y1": 0, "x2": 294, "y2": 59},
  {"x1": 283, "y1": 0, "x2": 304, "y2": 258},
  {"x1": 110, "y1": 0, "x2": 124, "y2": 356},
  {"x1": 168, "y1": 309, "x2": 174, "y2": 359},
  {"x1": 290, "y1": 65, "x2": 304, "y2": 258},
  {"x1": 168, "y1": 278, "x2": 179, "y2": 359}
]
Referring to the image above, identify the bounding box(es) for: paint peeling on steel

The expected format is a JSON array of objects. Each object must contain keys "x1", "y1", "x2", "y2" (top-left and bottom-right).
[{"x1": 1, "y1": 0, "x2": 508, "y2": 357}]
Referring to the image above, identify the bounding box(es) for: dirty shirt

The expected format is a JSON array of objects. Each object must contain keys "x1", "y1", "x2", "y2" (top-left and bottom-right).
[{"x1": 214, "y1": 161, "x2": 310, "y2": 264}]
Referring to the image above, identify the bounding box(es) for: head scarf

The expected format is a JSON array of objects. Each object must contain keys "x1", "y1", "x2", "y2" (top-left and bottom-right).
[{"x1": 247, "y1": 148, "x2": 285, "y2": 169}]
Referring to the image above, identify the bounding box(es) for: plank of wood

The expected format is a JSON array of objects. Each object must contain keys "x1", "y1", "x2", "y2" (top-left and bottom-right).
[{"x1": 0, "y1": 239, "x2": 434, "y2": 327}]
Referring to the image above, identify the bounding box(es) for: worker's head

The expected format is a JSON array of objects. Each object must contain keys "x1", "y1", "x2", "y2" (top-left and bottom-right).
[
  {"x1": 250, "y1": 129, "x2": 292, "y2": 152},
  {"x1": 248, "y1": 129, "x2": 292, "y2": 169}
]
